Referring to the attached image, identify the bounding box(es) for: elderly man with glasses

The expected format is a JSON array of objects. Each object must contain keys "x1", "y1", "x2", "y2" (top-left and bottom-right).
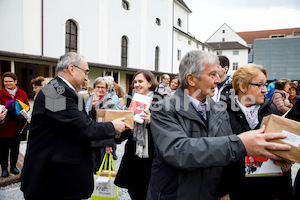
[{"x1": 21, "y1": 52, "x2": 130, "y2": 200}]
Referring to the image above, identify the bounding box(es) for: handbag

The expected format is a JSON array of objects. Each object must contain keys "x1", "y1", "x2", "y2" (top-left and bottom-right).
[{"x1": 91, "y1": 153, "x2": 119, "y2": 200}]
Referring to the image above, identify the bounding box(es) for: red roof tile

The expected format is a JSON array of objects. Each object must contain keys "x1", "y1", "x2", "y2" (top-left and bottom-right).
[
  {"x1": 237, "y1": 28, "x2": 300, "y2": 44},
  {"x1": 205, "y1": 42, "x2": 249, "y2": 50}
]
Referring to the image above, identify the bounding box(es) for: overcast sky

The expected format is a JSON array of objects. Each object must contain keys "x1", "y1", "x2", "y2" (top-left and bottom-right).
[{"x1": 184, "y1": 0, "x2": 300, "y2": 42}]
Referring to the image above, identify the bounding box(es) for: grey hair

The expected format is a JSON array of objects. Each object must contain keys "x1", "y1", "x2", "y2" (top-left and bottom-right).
[
  {"x1": 93, "y1": 77, "x2": 108, "y2": 88},
  {"x1": 105, "y1": 76, "x2": 114, "y2": 83},
  {"x1": 179, "y1": 50, "x2": 219, "y2": 88},
  {"x1": 56, "y1": 52, "x2": 83, "y2": 74},
  {"x1": 103, "y1": 76, "x2": 114, "y2": 88}
]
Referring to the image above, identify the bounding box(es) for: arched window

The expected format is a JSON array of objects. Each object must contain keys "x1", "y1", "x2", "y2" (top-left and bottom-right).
[
  {"x1": 122, "y1": 0, "x2": 130, "y2": 10},
  {"x1": 155, "y1": 46, "x2": 159, "y2": 71},
  {"x1": 65, "y1": 20, "x2": 78, "y2": 53},
  {"x1": 121, "y1": 36, "x2": 128, "y2": 67},
  {"x1": 177, "y1": 18, "x2": 182, "y2": 27},
  {"x1": 156, "y1": 18, "x2": 161, "y2": 26}
]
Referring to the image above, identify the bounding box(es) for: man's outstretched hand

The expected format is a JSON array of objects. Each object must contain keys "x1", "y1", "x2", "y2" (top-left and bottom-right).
[{"x1": 238, "y1": 125, "x2": 291, "y2": 160}]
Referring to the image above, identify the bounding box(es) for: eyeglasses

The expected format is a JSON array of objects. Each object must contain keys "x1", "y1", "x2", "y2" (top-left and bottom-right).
[
  {"x1": 203, "y1": 71, "x2": 219, "y2": 79},
  {"x1": 73, "y1": 65, "x2": 89, "y2": 75},
  {"x1": 248, "y1": 83, "x2": 268, "y2": 89},
  {"x1": 95, "y1": 86, "x2": 107, "y2": 90}
]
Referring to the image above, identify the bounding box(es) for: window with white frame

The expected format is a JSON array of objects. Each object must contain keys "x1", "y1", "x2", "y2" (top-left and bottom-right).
[
  {"x1": 155, "y1": 46, "x2": 159, "y2": 71},
  {"x1": 122, "y1": 0, "x2": 130, "y2": 10},
  {"x1": 233, "y1": 62, "x2": 238, "y2": 70},
  {"x1": 177, "y1": 50, "x2": 181, "y2": 61},
  {"x1": 217, "y1": 51, "x2": 222, "y2": 55},
  {"x1": 177, "y1": 18, "x2": 182, "y2": 27},
  {"x1": 121, "y1": 36, "x2": 128, "y2": 67},
  {"x1": 156, "y1": 18, "x2": 161, "y2": 26},
  {"x1": 65, "y1": 20, "x2": 78, "y2": 53},
  {"x1": 233, "y1": 50, "x2": 239, "y2": 55}
]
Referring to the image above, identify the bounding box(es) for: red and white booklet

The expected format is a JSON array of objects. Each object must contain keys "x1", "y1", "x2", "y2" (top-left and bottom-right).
[
  {"x1": 0, "y1": 105, "x2": 7, "y2": 115},
  {"x1": 245, "y1": 156, "x2": 283, "y2": 177},
  {"x1": 128, "y1": 93, "x2": 153, "y2": 124}
]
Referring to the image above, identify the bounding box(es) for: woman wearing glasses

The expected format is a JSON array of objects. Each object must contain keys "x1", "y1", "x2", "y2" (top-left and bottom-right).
[
  {"x1": 219, "y1": 64, "x2": 292, "y2": 200},
  {"x1": 85, "y1": 77, "x2": 117, "y2": 174}
]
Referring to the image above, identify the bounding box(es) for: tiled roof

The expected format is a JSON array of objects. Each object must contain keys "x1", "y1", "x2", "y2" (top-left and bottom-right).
[
  {"x1": 237, "y1": 28, "x2": 300, "y2": 44},
  {"x1": 205, "y1": 42, "x2": 249, "y2": 50},
  {"x1": 176, "y1": 0, "x2": 192, "y2": 12}
]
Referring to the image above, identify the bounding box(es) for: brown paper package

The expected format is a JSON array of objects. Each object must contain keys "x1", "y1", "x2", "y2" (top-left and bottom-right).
[
  {"x1": 96, "y1": 109, "x2": 134, "y2": 129},
  {"x1": 261, "y1": 114, "x2": 300, "y2": 163}
]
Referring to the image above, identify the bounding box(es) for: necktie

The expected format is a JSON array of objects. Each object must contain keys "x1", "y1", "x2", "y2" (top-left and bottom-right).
[{"x1": 198, "y1": 103, "x2": 207, "y2": 120}]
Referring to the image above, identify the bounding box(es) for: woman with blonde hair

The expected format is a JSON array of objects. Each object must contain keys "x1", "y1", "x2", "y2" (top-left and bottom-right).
[{"x1": 219, "y1": 64, "x2": 293, "y2": 200}]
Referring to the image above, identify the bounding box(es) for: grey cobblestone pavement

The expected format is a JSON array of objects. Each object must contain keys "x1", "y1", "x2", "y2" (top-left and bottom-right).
[
  {"x1": 0, "y1": 141, "x2": 299, "y2": 200},
  {"x1": 0, "y1": 141, "x2": 131, "y2": 200}
]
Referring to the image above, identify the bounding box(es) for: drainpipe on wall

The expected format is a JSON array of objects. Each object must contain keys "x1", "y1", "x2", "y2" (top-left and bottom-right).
[
  {"x1": 171, "y1": 0, "x2": 174, "y2": 74},
  {"x1": 41, "y1": 0, "x2": 44, "y2": 56}
]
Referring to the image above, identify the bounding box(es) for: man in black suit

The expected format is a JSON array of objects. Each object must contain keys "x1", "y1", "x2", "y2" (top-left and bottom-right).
[{"x1": 21, "y1": 52, "x2": 129, "y2": 200}]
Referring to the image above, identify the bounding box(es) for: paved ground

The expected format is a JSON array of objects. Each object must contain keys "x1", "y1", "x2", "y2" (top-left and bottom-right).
[
  {"x1": 0, "y1": 141, "x2": 131, "y2": 200},
  {"x1": 0, "y1": 140, "x2": 300, "y2": 200}
]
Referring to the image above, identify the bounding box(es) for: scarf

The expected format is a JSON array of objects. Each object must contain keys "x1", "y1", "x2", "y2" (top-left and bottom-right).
[
  {"x1": 236, "y1": 97, "x2": 261, "y2": 129},
  {"x1": 167, "y1": 87, "x2": 176, "y2": 96},
  {"x1": 289, "y1": 94, "x2": 297, "y2": 101},
  {"x1": 5, "y1": 87, "x2": 18, "y2": 98},
  {"x1": 92, "y1": 95, "x2": 104, "y2": 107},
  {"x1": 133, "y1": 91, "x2": 154, "y2": 158}
]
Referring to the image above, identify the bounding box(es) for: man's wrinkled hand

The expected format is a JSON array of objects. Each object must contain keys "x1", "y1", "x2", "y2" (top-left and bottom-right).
[
  {"x1": 238, "y1": 125, "x2": 291, "y2": 160},
  {"x1": 112, "y1": 117, "x2": 131, "y2": 138}
]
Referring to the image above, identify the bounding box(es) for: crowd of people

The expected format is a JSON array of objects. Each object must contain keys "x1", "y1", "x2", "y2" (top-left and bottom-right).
[{"x1": 0, "y1": 51, "x2": 299, "y2": 200}]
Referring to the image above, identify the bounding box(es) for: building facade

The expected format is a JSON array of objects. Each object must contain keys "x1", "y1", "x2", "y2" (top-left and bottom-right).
[
  {"x1": 237, "y1": 27, "x2": 300, "y2": 80},
  {"x1": 0, "y1": 0, "x2": 214, "y2": 97},
  {"x1": 206, "y1": 23, "x2": 249, "y2": 76}
]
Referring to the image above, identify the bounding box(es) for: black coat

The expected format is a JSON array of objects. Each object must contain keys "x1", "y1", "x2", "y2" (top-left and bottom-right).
[
  {"x1": 286, "y1": 98, "x2": 300, "y2": 199},
  {"x1": 220, "y1": 95, "x2": 292, "y2": 200},
  {"x1": 114, "y1": 92, "x2": 163, "y2": 200},
  {"x1": 21, "y1": 77, "x2": 116, "y2": 199},
  {"x1": 286, "y1": 98, "x2": 300, "y2": 122}
]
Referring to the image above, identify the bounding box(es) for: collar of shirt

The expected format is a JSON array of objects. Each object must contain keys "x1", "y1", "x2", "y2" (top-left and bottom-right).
[
  {"x1": 217, "y1": 76, "x2": 229, "y2": 89},
  {"x1": 58, "y1": 75, "x2": 76, "y2": 92},
  {"x1": 187, "y1": 94, "x2": 207, "y2": 112}
]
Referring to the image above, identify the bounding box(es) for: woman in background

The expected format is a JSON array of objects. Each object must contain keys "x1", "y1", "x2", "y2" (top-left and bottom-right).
[
  {"x1": 272, "y1": 78, "x2": 293, "y2": 116},
  {"x1": 0, "y1": 72, "x2": 29, "y2": 178},
  {"x1": 30, "y1": 76, "x2": 45, "y2": 100},
  {"x1": 85, "y1": 77, "x2": 117, "y2": 173},
  {"x1": 162, "y1": 76, "x2": 180, "y2": 98},
  {"x1": 288, "y1": 82, "x2": 299, "y2": 105}
]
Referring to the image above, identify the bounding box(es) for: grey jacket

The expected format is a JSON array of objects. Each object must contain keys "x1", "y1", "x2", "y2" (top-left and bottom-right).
[{"x1": 148, "y1": 87, "x2": 247, "y2": 200}]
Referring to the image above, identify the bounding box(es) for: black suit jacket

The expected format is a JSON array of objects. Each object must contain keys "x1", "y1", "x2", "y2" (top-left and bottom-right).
[{"x1": 21, "y1": 77, "x2": 116, "y2": 199}]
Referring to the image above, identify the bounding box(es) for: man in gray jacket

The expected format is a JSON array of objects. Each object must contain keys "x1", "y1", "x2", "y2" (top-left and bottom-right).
[{"x1": 147, "y1": 50, "x2": 291, "y2": 200}]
